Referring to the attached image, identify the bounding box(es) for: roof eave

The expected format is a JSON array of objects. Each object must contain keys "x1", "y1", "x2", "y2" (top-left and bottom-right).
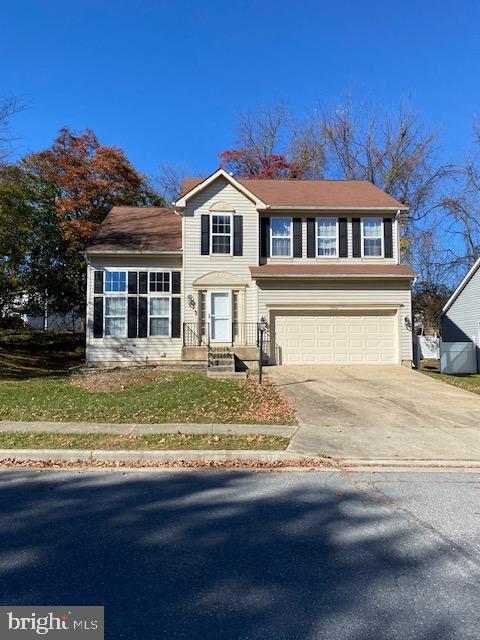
[
  {"x1": 440, "y1": 256, "x2": 480, "y2": 316},
  {"x1": 262, "y1": 205, "x2": 408, "y2": 212},
  {"x1": 85, "y1": 249, "x2": 183, "y2": 256},
  {"x1": 250, "y1": 272, "x2": 415, "y2": 280}
]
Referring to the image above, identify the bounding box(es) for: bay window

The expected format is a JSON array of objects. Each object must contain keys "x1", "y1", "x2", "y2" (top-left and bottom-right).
[
  {"x1": 211, "y1": 214, "x2": 232, "y2": 254},
  {"x1": 271, "y1": 217, "x2": 292, "y2": 256},
  {"x1": 363, "y1": 218, "x2": 383, "y2": 256},
  {"x1": 317, "y1": 218, "x2": 337, "y2": 257}
]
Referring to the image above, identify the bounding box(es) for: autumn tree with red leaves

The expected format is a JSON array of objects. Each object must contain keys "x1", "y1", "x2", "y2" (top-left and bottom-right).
[
  {"x1": 219, "y1": 147, "x2": 303, "y2": 179},
  {"x1": 27, "y1": 127, "x2": 161, "y2": 247}
]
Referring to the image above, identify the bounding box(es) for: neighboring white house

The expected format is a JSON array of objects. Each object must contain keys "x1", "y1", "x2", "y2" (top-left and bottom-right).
[
  {"x1": 439, "y1": 257, "x2": 480, "y2": 373},
  {"x1": 84, "y1": 169, "x2": 415, "y2": 369}
]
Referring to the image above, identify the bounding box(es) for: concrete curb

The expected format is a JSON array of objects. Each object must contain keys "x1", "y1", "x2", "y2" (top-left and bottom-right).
[
  {"x1": 0, "y1": 421, "x2": 296, "y2": 437},
  {"x1": 339, "y1": 458, "x2": 480, "y2": 469},
  {"x1": 0, "y1": 449, "x2": 308, "y2": 463}
]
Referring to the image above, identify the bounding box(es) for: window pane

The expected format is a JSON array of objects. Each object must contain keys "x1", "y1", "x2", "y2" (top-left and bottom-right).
[
  {"x1": 105, "y1": 297, "x2": 126, "y2": 316},
  {"x1": 105, "y1": 317, "x2": 125, "y2": 337},
  {"x1": 364, "y1": 238, "x2": 382, "y2": 256},
  {"x1": 149, "y1": 298, "x2": 169, "y2": 316},
  {"x1": 149, "y1": 272, "x2": 170, "y2": 292},
  {"x1": 271, "y1": 217, "x2": 291, "y2": 237},
  {"x1": 317, "y1": 219, "x2": 336, "y2": 237},
  {"x1": 150, "y1": 317, "x2": 169, "y2": 336},
  {"x1": 318, "y1": 237, "x2": 337, "y2": 256},
  {"x1": 212, "y1": 235, "x2": 231, "y2": 254},
  {"x1": 212, "y1": 215, "x2": 231, "y2": 234},
  {"x1": 105, "y1": 272, "x2": 126, "y2": 292},
  {"x1": 363, "y1": 219, "x2": 381, "y2": 238},
  {"x1": 272, "y1": 237, "x2": 291, "y2": 256}
]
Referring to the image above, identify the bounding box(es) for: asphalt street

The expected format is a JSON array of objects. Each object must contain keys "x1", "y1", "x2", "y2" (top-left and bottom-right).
[{"x1": 0, "y1": 468, "x2": 479, "y2": 639}]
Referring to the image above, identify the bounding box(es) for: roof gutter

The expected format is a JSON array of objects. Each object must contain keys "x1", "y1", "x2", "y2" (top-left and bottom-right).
[{"x1": 258, "y1": 205, "x2": 408, "y2": 212}]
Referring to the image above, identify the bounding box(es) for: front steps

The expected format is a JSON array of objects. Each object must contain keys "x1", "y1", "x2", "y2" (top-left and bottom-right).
[{"x1": 207, "y1": 347, "x2": 235, "y2": 376}]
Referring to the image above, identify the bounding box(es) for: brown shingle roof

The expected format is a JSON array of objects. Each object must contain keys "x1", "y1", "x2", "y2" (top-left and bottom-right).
[
  {"x1": 86, "y1": 207, "x2": 182, "y2": 253},
  {"x1": 250, "y1": 264, "x2": 416, "y2": 278},
  {"x1": 180, "y1": 177, "x2": 405, "y2": 209}
]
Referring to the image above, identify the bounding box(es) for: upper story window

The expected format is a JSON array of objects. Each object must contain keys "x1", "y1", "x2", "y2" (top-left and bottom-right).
[
  {"x1": 363, "y1": 218, "x2": 383, "y2": 257},
  {"x1": 211, "y1": 214, "x2": 232, "y2": 254},
  {"x1": 271, "y1": 217, "x2": 292, "y2": 257},
  {"x1": 105, "y1": 271, "x2": 126, "y2": 292},
  {"x1": 317, "y1": 218, "x2": 337, "y2": 257}
]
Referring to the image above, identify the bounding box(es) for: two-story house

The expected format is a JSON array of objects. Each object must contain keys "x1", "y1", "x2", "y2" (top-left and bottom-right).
[{"x1": 85, "y1": 169, "x2": 415, "y2": 369}]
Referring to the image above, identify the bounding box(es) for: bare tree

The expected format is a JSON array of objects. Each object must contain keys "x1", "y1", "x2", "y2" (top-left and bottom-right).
[
  {"x1": 320, "y1": 97, "x2": 452, "y2": 226},
  {"x1": 156, "y1": 164, "x2": 188, "y2": 204},
  {"x1": 440, "y1": 123, "x2": 480, "y2": 269},
  {"x1": 0, "y1": 95, "x2": 25, "y2": 161},
  {"x1": 232, "y1": 104, "x2": 325, "y2": 178}
]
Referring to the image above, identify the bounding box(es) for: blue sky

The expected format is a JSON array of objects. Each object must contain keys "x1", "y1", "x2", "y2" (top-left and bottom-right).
[{"x1": 2, "y1": 0, "x2": 480, "y2": 178}]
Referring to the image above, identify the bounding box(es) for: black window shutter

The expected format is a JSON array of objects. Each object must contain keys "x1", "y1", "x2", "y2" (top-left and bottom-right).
[
  {"x1": 139, "y1": 272, "x2": 148, "y2": 294},
  {"x1": 383, "y1": 217, "x2": 393, "y2": 258},
  {"x1": 128, "y1": 272, "x2": 138, "y2": 294},
  {"x1": 138, "y1": 297, "x2": 148, "y2": 337},
  {"x1": 233, "y1": 215, "x2": 243, "y2": 256},
  {"x1": 339, "y1": 218, "x2": 348, "y2": 258},
  {"x1": 127, "y1": 297, "x2": 138, "y2": 338},
  {"x1": 260, "y1": 217, "x2": 270, "y2": 258},
  {"x1": 94, "y1": 271, "x2": 103, "y2": 294},
  {"x1": 307, "y1": 218, "x2": 316, "y2": 258},
  {"x1": 201, "y1": 214, "x2": 210, "y2": 255},
  {"x1": 172, "y1": 271, "x2": 181, "y2": 294},
  {"x1": 93, "y1": 297, "x2": 103, "y2": 338},
  {"x1": 293, "y1": 218, "x2": 302, "y2": 258},
  {"x1": 352, "y1": 218, "x2": 361, "y2": 258},
  {"x1": 171, "y1": 297, "x2": 181, "y2": 338}
]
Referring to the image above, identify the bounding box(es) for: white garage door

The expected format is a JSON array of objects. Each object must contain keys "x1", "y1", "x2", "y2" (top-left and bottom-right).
[{"x1": 274, "y1": 311, "x2": 398, "y2": 365}]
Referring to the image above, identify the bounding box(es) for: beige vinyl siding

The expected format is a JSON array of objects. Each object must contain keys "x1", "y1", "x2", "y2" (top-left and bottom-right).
[
  {"x1": 85, "y1": 255, "x2": 183, "y2": 365},
  {"x1": 257, "y1": 280, "x2": 412, "y2": 361},
  {"x1": 264, "y1": 214, "x2": 399, "y2": 264},
  {"x1": 183, "y1": 176, "x2": 258, "y2": 325}
]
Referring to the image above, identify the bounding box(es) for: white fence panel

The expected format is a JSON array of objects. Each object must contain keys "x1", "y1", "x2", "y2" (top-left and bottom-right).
[
  {"x1": 440, "y1": 341, "x2": 476, "y2": 374},
  {"x1": 418, "y1": 336, "x2": 440, "y2": 360}
]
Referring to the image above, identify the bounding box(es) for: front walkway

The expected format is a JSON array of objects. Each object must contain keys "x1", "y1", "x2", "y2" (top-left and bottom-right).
[{"x1": 268, "y1": 365, "x2": 480, "y2": 461}]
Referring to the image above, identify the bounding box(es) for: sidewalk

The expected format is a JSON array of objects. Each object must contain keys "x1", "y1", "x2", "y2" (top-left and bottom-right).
[
  {"x1": 288, "y1": 423, "x2": 480, "y2": 466},
  {"x1": 0, "y1": 420, "x2": 296, "y2": 437}
]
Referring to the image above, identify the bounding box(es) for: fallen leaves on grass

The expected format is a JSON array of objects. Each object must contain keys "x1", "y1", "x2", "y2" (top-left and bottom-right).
[
  {"x1": 0, "y1": 457, "x2": 336, "y2": 469},
  {"x1": 70, "y1": 369, "x2": 167, "y2": 392}
]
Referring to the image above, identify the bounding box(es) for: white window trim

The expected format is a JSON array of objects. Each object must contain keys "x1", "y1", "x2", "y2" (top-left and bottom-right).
[
  {"x1": 148, "y1": 295, "x2": 171, "y2": 338},
  {"x1": 210, "y1": 213, "x2": 233, "y2": 256},
  {"x1": 316, "y1": 217, "x2": 339, "y2": 258},
  {"x1": 104, "y1": 296, "x2": 127, "y2": 338},
  {"x1": 361, "y1": 217, "x2": 384, "y2": 258},
  {"x1": 270, "y1": 217, "x2": 293, "y2": 258}
]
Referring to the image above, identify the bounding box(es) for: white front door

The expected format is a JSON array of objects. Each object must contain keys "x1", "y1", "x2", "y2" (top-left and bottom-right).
[{"x1": 209, "y1": 291, "x2": 231, "y2": 342}]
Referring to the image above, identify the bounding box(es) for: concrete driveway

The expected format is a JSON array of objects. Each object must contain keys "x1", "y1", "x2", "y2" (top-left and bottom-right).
[{"x1": 269, "y1": 365, "x2": 480, "y2": 461}]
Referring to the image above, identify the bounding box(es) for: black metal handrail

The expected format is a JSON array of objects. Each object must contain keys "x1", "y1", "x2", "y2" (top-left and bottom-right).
[
  {"x1": 231, "y1": 322, "x2": 270, "y2": 347},
  {"x1": 183, "y1": 322, "x2": 208, "y2": 347}
]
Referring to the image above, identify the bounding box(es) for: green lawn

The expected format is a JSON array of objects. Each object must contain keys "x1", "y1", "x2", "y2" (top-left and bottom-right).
[
  {"x1": 421, "y1": 359, "x2": 480, "y2": 395},
  {"x1": 0, "y1": 331, "x2": 296, "y2": 425},
  {"x1": 0, "y1": 432, "x2": 288, "y2": 450}
]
